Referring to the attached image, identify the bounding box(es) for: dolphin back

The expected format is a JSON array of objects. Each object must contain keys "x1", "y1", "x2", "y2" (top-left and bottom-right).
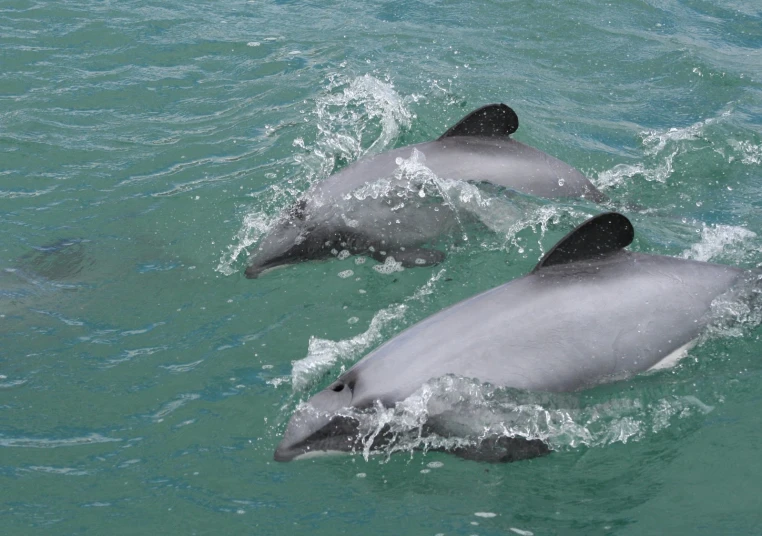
[
  {"x1": 246, "y1": 104, "x2": 605, "y2": 277},
  {"x1": 343, "y1": 213, "x2": 746, "y2": 404}
]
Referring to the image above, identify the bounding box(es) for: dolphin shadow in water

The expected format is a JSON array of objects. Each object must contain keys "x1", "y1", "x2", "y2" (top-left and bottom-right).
[
  {"x1": 1, "y1": 238, "x2": 96, "y2": 318},
  {"x1": 245, "y1": 104, "x2": 607, "y2": 278},
  {"x1": 274, "y1": 212, "x2": 761, "y2": 463},
  {"x1": 16, "y1": 238, "x2": 94, "y2": 282}
]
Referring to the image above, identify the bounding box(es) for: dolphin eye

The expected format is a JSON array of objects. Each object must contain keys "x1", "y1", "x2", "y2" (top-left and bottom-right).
[{"x1": 331, "y1": 381, "x2": 354, "y2": 393}]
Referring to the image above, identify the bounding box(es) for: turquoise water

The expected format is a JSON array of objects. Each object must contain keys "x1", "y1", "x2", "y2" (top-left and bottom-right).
[{"x1": 2, "y1": 0, "x2": 762, "y2": 534}]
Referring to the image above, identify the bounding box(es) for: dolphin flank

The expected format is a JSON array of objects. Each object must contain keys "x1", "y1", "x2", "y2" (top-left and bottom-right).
[
  {"x1": 245, "y1": 104, "x2": 605, "y2": 278},
  {"x1": 274, "y1": 212, "x2": 760, "y2": 462}
]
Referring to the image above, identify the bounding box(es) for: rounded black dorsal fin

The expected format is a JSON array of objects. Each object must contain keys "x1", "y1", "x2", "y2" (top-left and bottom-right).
[
  {"x1": 438, "y1": 103, "x2": 519, "y2": 140},
  {"x1": 533, "y1": 212, "x2": 634, "y2": 272}
]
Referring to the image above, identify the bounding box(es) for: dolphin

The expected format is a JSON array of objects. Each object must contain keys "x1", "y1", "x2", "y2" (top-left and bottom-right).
[
  {"x1": 274, "y1": 212, "x2": 760, "y2": 462},
  {"x1": 245, "y1": 104, "x2": 605, "y2": 278}
]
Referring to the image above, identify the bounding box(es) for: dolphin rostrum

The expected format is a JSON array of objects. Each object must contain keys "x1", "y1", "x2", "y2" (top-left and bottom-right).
[
  {"x1": 274, "y1": 212, "x2": 759, "y2": 462},
  {"x1": 245, "y1": 104, "x2": 605, "y2": 278}
]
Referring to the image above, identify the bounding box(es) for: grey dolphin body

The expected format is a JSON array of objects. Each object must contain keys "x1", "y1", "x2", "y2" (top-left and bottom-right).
[
  {"x1": 274, "y1": 213, "x2": 759, "y2": 462},
  {"x1": 245, "y1": 104, "x2": 604, "y2": 278}
]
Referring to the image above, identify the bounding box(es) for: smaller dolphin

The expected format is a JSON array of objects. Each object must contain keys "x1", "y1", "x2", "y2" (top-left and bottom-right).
[
  {"x1": 274, "y1": 213, "x2": 760, "y2": 462},
  {"x1": 245, "y1": 104, "x2": 605, "y2": 278}
]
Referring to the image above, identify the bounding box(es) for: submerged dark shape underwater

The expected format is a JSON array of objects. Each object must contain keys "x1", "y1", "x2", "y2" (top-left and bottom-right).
[
  {"x1": 17, "y1": 238, "x2": 93, "y2": 281},
  {"x1": 245, "y1": 104, "x2": 605, "y2": 278},
  {"x1": 275, "y1": 212, "x2": 761, "y2": 462}
]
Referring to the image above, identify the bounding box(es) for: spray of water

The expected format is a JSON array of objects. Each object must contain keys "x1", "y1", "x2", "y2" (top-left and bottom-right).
[
  {"x1": 594, "y1": 110, "x2": 743, "y2": 190},
  {"x1": 324, "y1": 375, "x2": 718, "y2": 463},
  {"x1": 217, "y1": 74, "x2": 415, "y2": 275}
]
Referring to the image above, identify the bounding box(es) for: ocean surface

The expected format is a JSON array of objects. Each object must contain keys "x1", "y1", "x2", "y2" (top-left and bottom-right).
[{"x1": 2, "y1": 0, "x2": 762, "y2": 534}]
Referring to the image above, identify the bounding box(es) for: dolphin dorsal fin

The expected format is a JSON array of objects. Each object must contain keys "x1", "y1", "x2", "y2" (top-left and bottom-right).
[
  {"x1": 533, "y1": 212, "x2": 634, "y2": 272},
  {"x1": 438, "y1": 104, "x2": 519, "y2": 140}
]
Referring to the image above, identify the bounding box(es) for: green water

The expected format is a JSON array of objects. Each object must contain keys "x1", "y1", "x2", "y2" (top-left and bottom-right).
[{"x1": 2, "y1": 0, "x2": 762, "y2": 534}]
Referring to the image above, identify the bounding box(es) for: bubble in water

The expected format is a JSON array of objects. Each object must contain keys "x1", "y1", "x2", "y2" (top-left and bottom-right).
[{"x1": 373, "y1": 257, "x2": 405, "y2": 274}]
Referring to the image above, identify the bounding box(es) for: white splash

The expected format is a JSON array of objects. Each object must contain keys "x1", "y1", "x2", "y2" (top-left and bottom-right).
[
  {"x1": 315, "y1": 73, "x2": 414, "y2": 159},
  {"x1": 681, "y1": 223, "x2": 756, "y2": 263},
  {"x1": 216, "y1": 209, "x2": 274, "y2": 276},
  {"x1": 336, "y1": 375, "x2": 717, "y2": 462},
  {"x1": 641, "y1": 116, "x2": 716, "y2": 156},
  {"x1": 595, "y1": 155, "x2": 676, "y2": 188},
  {"x1": 733, "y1": 140, "x2": 762, "y2": 165},
  {"x1": 291, "y1": 304, "x2": 408, "y2": 392},
  {"x1": 217, "y1": 74, "x2": 415, "y2": 276},
  {"x1": 290, "y1": 269, "x2": 447, "y2": 391},
  {"x1": 595, "y1": 112, "x2": 728, "y2": 190},
  {"x1": 704, "y1": 271, "x2": 762, "y2": 339}
]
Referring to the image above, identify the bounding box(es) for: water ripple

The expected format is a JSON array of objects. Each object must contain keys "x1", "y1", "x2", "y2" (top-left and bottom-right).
[{"x1": 0, "y1": 433, "x2": 121, "y2": 448}]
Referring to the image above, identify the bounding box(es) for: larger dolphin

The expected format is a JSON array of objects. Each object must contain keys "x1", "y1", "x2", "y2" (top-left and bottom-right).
[
  {"x1": 274, "y1": 213, "x2": 760, "y2": 462},
  {"x1": 245, "y1": 104, "x2": 605, "y2": 278}
]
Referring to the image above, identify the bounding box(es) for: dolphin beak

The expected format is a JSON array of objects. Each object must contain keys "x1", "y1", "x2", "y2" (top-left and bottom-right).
[
  {"x1": 273, "y1": 439, "x2": 300, "y2": 462},
  {"x1": 272, "y1": 403, "x2": 339, "y2": 462},
  {"x1": 273, "y1": 382, "x2": 356, "y2": 462},
  {"x1": 244, "y1": 265, "x2": 262, "y2": 279}
]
